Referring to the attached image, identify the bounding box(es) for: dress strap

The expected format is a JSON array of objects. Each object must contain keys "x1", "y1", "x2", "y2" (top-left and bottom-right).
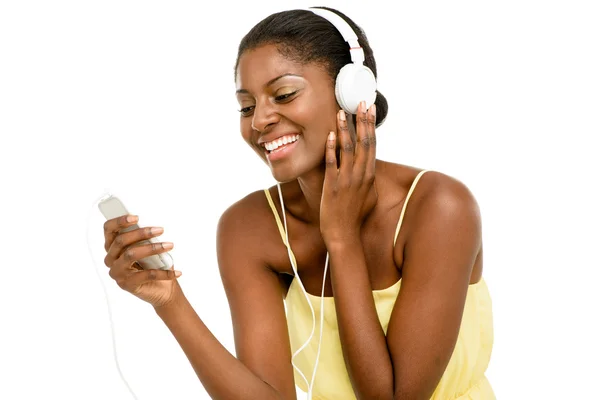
[
  {"x1": 263, "y1": 189, "x2": 287, "y2": 243},
  {"x1": 263, "y1": 189, "x2": 299, "y2": 269},
  {"x1": 393, "y1": 170, "x2": 430, "y2": 247}
]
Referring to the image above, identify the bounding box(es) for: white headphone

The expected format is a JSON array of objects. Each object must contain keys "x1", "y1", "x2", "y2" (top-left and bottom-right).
[{"x1": 308, "y1": 7, "x2": 378, "y2": 115}]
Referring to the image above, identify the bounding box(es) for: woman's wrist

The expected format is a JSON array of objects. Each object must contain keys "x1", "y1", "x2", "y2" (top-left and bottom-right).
[
  {"x1": 153, "y1": 281, "x2": 187, "y2": 314},
  {"x1": 324, "y1": 234, "x2": 363, "y2": 254}
]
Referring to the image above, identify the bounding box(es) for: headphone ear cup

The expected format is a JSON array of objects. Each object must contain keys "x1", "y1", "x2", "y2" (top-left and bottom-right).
[{"x1": 335, "y1": 63, "x2": 377, "y2": 114}]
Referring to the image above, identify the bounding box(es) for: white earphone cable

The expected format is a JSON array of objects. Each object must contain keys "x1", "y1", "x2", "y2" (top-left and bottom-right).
[
  {"x1": 276, "y1": 183, "x2": 328, "y2": 399},
  {"x1": 308, "y1": 253, "x2": 328, "y2": 398},
  {"x1": 85, "y1": 191, "x2": 139, "y2": 400},
  {"x1": 276, "y1": 183, "x2": 315, "y2": 391}
]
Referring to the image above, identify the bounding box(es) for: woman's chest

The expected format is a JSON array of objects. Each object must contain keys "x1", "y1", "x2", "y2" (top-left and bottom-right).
[{"x1": 269, "y1": 210, "x2": 405, "y2": 297}]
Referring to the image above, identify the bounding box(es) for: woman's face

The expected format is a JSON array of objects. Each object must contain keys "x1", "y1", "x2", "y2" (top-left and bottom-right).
[{"x1": 235, "y1": 44, "x2": 340, "y2": 183}]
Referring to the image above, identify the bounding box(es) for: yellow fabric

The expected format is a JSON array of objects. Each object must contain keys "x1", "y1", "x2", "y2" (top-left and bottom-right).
[{"x1": 263, "y1": 170, "x2": 495, "y2": 399}]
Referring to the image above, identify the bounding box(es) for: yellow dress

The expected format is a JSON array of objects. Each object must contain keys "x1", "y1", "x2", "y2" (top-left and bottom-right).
[{"x1": 263, "y1": 170, "x2": 495, "y2": 399}]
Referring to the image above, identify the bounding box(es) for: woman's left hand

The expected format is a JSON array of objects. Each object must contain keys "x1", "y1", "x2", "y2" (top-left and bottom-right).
[{"x1": 320, "y1": 101, "x2": 378, "y2": 246}]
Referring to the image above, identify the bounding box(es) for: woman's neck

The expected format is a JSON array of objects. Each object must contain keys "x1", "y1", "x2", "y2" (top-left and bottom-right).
[{"x1": 295, "y1": 167, "x2": 326, "y2": 224}]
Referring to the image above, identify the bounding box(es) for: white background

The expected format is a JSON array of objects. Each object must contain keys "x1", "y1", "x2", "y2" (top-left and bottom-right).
[{"x1": 1, "y1": 0, "x2": 598, "y2": 399}]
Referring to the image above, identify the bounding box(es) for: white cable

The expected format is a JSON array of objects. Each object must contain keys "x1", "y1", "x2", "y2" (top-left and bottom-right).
[
  {"x1": 308, "y1": 252, "x2": 328, "y2": 398},
  {"x1": 85, "y1": 190, "x2": 139, "y2": 400},
  {"x1": 276, "y1": 183, "x2": 314, "y2": 391},
  {"x1": 276, "y1": 183, "x2": 328, "y2": 399}
]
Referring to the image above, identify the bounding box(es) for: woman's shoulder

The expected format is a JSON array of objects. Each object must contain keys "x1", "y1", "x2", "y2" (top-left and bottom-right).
[
  {"x1": 384, "y1": 163, "x2": 483, "y2": 279},
  {"x1": 216, "y1": 189, "x2": 289, "y2": 275},
  {"x1": 378, "y1": 162, "x2": 481, "y2": 242},
  {"x1": 217, "y1": 189, "x2": 278, "y2": 236},
  {"x1": 380, "y1": 161, "x2": 477, "y2": 205}
]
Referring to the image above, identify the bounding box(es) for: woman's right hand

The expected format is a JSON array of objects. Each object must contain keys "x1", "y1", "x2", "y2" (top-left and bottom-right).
[{"x1": 103, "y1": 215, "x2": 182, "y2": 308}]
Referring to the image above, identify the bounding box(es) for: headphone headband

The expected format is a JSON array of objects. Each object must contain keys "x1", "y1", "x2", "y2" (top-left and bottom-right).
[
  {"x1": 305, "y1": 7, "x2": 377, "y2": 114},
  {"x1": 307, "y1": 7, "x2": 365, "y2": 65}
]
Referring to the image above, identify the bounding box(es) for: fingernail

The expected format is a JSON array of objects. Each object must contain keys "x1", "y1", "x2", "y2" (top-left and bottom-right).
[
  {"x1": 339, "y1": 110, "x2": 346, "y2": 121},
  {"x1": 126, "y1": 215, "x2": 138, "y2": 223},
  {"x1": 150, "y1": 227, "x2": 164, "y2": 235},
  {"x1": 174, "y1": 270, "x2": 182, "y2": 277},
  {"x1": 361, "y1": 101, "x2": 366, "y2": 112},
  {"x1": 369, "y1": 104, "x2": 376, "y2": 117},
  {"x1": 328, "y1": 131, "x2": 335, "y2": 140},
  {"x1": 162, "y1": 242, "x2": 174, "y2": 249}
]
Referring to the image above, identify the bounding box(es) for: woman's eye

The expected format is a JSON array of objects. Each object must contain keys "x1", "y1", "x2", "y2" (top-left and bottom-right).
[
  {"x1": 275, "y1": 91, "x2": 297, "y2": 102},
  {"x1": 238, "y1": 91, "x2": 297, "y2": 117},
  {"x1": 239, "y1": 106, "x2": 254, "y2": 117}
]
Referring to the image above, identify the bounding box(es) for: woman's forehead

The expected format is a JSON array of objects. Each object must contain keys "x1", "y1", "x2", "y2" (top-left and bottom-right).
[
  {"x1": 236, "y1": 45, "x2": 330, "y2": 93},
  {"x1": 236, "y1": 45, "x2": 299, "y2": 85}
]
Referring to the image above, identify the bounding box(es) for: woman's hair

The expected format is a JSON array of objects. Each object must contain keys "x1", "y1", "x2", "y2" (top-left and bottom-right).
[{"x1": 234, "y1": 6, "x2": 389, "y2": 127}]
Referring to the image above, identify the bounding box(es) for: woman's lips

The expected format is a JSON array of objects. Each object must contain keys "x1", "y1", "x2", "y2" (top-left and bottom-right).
[{"x1": 265, "y1": 137, "x2": 300, "y2": 162}]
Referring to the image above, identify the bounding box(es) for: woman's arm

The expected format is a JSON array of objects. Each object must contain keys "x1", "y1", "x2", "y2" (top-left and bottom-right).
[
  {"x1": 327, "y1": 237, "x2": 395, "y2": 399},
  {"x1": 322, "y1": 106, "x2": 481, "y2": 398},
  {"x1": 329, "y1": 173, "x2": 481, "y2": 400},
  {"x1": 155, "y1": 195, "x2": 297, "y2": 400},
  {"x1": 319, "y1": 105, "x2": 395, "y2": 399},
  {"x1": 386, "y1": 174, "x2": 481, "y2": 399}
]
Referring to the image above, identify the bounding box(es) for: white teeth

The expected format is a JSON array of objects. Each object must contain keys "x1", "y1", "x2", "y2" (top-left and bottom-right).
[{"x1": 264, "y1": 134, "x2": 299, "y2": 152}]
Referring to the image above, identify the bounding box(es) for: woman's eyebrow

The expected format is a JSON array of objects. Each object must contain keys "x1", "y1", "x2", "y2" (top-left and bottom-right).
[{"x1": 236, "y1": 73, "x2": 302, "y2": 94}]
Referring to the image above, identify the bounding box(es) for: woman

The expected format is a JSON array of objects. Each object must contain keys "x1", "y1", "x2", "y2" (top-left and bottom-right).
[{"x1": 102, "y1": 7, "x2": 494, "y2": 399}]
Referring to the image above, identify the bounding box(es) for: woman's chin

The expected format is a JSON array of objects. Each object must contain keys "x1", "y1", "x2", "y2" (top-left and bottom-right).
[{"x1": 271, "y1": 170, "x2": 297, "y2": 184}]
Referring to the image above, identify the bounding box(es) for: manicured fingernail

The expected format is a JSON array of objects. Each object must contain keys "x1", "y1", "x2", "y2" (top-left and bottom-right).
[
  {"x1": 339, "y1": 110, "x2": 346, "y2": 121},
  {"x1": 150, "y1": 227, "x2": 164, "y2": 235},
  {"x1": 174, "y1": 270, "x2": 182, "y2": 277},
  {"x1": 127, "y1": 215, "x2": 138, "y2": 223},
  {"x1": 369, "y1": 104, "x2": 376, "y2": 116}
]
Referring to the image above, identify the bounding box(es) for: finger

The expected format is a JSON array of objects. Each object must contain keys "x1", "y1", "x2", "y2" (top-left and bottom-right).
[
  {"x1": 113, "y1": 241, "x2": 174, "y2": 273},
  {"x1": 337, "y1": 109, "x2": 354, "y2": 178},
  {"x1": 132, "y1": 262, "x2": 144, "y2": 271},
  {"x1": 104, "y1": 226, "x2": 164, "y2": 267},
  {"x1": 324, "y1": 130, "x2": 338, "y2": 182},
  {"x1": 353, "y1": 101, "x2": 373, "y2": 179},
  {"x1": 118, "y1": 268, "x2": 182, "y2": 292},
  {"x1": 365, "y1": 104, "x2": 377, "y2": 181},
  {"x1": 103, "y1": 215, "x2": 138, "y2": 252},
  {"x1": 109, "y1": 261, "x2": 144, "y2": 282}
]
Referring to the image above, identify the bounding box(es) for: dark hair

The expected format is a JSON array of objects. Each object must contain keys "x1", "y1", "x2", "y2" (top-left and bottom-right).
[{"x1": 234, "y1": 6, "x2": 389, "y2": 127}]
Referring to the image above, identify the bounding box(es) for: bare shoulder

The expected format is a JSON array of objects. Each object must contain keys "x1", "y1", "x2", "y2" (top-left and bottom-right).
[
  {"x1": 412, "y1": 169, "x2": 480, "y2": 223},
  {"x1": 216, "y1": 188, "x2": 288, "y2": 274},
  {"x1": 380, "y1": 162, "x2": 480, "y2": 216},
  {"x1": 402, "y1": 168, "x2": 483, "y2": 267},
  {"x1": 217, "y1": 189, "x2": 275, "y2": 238},
  {"x1": 386, "y1": 163, "x2": 482, "y2": 256},
  {"x1": 377, "y1": 160, "x2": 477, "y2": 211}
]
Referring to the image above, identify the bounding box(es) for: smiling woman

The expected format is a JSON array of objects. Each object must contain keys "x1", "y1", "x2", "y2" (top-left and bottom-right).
[
  {"x1": 235, "y1": 46, "x2": 343, "y2": 183},
  {"x1": 237, "y1": 71, "x2": 306, "y2": 164},
  {"x1": 101, "y1": 6, "x2": 494, "y2": 400}
]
